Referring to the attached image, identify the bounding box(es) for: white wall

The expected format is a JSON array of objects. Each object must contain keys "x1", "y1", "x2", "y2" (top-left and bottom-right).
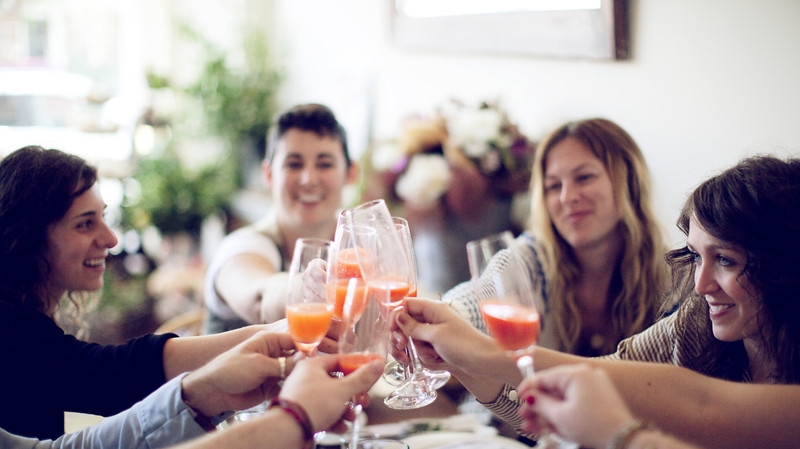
[{"x1": 271, "y1": 0, "x2": 800, "y2": 246}]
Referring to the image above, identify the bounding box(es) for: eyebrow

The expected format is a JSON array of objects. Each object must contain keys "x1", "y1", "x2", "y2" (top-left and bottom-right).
[
  {"x1": 545, "y1": 162, "x2": 598, "y2": 179},
  {"x1": 686, "y1": 241, "x2": 741, "y2": 253}
]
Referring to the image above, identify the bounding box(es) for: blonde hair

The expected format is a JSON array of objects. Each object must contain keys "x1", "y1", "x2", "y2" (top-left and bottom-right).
[{"x1": 529, "y1": 118, "x2": 666, "y2": 354}]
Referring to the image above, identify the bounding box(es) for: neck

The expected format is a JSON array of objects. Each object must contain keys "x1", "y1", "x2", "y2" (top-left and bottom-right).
[
  {"x1": 744, "y1": 337, "x2": 777, "y2": 383},
  {"x1": 572, "y1": 234, "x2": 623, "y2": 302},
  {"x1": 36, "y1": 286, "x2": 62, "y2": 317}
]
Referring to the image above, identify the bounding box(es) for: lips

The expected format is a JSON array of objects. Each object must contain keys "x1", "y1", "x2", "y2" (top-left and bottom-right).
[
  {"x1": 565, "y1": 210, "x2": 591, "y2": 223},
  {"x1": 84, "y1": 258, "x2": 106, "y2": 268},
  {"x1": 707, "y1": 302, "x2": 734, "y2": 318}
]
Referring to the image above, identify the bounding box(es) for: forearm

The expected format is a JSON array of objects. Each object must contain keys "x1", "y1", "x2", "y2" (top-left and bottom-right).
[
  {"x1": 257, "y1": 273, "x2": 290, "y2": 323},
  {"x1": 167, "y1": 410, "x2": 304, "y2": 449},
  {"x1": 162, "y1": 326, "x2": 265, "y2": 379},
  {"x1": 215, "y1": 254, "x2": 285, "y2": 324},
  {"x1": 45, "y1": 376, "x2": 206, "y2": 449},
  {"x1": 579, "y1": 360, "x2": 800, "y2": 449}
]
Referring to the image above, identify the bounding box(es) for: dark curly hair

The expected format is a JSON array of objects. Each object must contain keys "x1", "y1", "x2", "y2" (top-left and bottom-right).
[{"x1": 0, "y1": 145, "x2": 97, "y2": 314}]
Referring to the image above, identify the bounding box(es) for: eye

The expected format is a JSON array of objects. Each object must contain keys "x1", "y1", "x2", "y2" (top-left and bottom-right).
[
  {"x1": 544, "y1": 182, "x2": 561, "y2": 193},
  {"x1": 76, "y1": 219, "x2": 94, "y2": 230},
  {"x1": 576, "y1": 173, "x2": 596, "y2": 183},
  {"x1": 285, "y1": 160, "x2": 304, "y2": 170},
  {"x1": 688, "y1": 250, "x2": 701, "y2": 264},
  {"x1": 718, "y1": 255, "x2": 736, "y2": 267}
]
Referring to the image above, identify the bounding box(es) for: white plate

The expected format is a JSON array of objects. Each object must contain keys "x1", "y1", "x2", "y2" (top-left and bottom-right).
[{"x1": 403, "y1": 432, "x2": 530, "y2": 449}]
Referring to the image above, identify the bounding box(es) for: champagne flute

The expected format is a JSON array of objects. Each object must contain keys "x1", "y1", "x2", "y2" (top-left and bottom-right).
[
  {"x1": 467, "y1": 231, "x2": 575, "y2": 449},
  {"x1": 382, "y1": 217, "x2": 451, "y2": 391},
  {"x1": 327, "y1": 211, "x2": 370, "y2": 327},
  {"x1": 285, "y1": 238, "x2": 334, "y2": 357},
  {"x1": 345, "y1": 202, "x2": 437, "y2": 410},
  {"x1": 339, "y1": 278, "x2": 388, "y2": 449}
]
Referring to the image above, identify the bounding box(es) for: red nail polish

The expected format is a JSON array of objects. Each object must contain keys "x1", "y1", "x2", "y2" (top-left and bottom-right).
[{"x1": 526, "y1": 395, "x2": 536, "y2": 405}]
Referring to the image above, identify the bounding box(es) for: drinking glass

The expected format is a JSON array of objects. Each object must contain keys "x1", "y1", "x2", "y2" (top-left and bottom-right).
[
  {"x1": 339, "y1": 279, "x2": 388, "y2": 449},
  {"x1": 344, "y1": 201, "x2": 437, "y2": 410},
  {"x1": 382, "y1": 217, "x2": 451, "y2": 391},
  {"x1": 467, "y1": 231, "x2": 575, "y2": 449},
  {"x1": 285, "y1": 238, "x2": 334, "y2": 357},
  {"x1": 327, "y1": 211, "x2": 370, "y2": 326}
]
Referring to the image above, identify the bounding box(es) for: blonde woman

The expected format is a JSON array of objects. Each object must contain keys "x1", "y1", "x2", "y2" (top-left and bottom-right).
[{"x1": 446, "y1": 118, "x2": 667, "y2": 356}]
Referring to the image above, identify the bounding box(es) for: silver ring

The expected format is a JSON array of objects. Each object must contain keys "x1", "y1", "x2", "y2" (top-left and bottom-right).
[{"x1": 278, "y1": 356, "x2": 287, "y2": 379}]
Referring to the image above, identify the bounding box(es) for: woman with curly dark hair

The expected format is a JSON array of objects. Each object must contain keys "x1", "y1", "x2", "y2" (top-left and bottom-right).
[{"x1": 0, "y1": 146, "x2": 278, "y2": 439}]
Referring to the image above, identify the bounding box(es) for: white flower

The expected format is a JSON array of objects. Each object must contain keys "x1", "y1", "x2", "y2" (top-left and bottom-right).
[
  {"x1": 395, "y1": 154, "x2": 452, "y2": 207},
  {"x1": 371, "y1": 142, "x2": 406, "y2": 172},
  {"x1": 447, "y1": 108, "x2": 503, "y2": 158}
]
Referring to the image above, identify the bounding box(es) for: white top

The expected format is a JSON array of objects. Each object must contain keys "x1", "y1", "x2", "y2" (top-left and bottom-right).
[{"x1": 203, "y1": 209, "x2": 286, "y2": 320}]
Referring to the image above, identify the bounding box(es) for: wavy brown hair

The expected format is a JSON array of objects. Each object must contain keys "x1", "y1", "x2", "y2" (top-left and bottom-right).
[
  {"x1": 667, "y1": 155, "x2": 800, "y2": 383},
  {"x1": 528, "y1": 118, "x2": 667, "y2": 354}
]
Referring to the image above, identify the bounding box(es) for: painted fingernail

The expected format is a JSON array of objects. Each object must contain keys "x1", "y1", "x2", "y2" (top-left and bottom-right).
[{"x1": 525, "y1": 395, "x2": 536, "y2": 405}]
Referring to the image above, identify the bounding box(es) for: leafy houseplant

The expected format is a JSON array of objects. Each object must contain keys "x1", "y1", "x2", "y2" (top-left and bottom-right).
[
  {"x1": 123, "y1": 148, "x2": 237, "y2": 239},
  {"x1": 183, "y1": 25, "x2": 283, "y2": 183}
]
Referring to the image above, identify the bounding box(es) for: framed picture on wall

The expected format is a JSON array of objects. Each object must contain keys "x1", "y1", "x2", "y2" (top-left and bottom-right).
[{"x1": 391, "y1": 0, "x2": 629, "y2": 60}]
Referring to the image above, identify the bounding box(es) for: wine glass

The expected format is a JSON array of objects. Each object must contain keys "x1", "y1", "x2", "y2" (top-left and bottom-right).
[
  {"x1": 339, "y1": 278, "x2": 388, "y2": 449},
  {"x1": 344, "y1": 201, "x2": 438, "y2": 410},
  {"x1": 285, "y1": 237, "x2": 334, "y2": 357},
  {"x1": 467, "y1": 231, "x2": 575, "y2": 449},
  {"x1": 382, "y1": 217, "x2": 451, "y2": 391},
  {"x1": 327, "y1": 211, "x2": 370, "y2": 326}
]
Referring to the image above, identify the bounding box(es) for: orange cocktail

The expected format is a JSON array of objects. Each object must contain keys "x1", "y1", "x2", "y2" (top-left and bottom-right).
[
  {"x1": 479, "y1": 301, "x2": 540, "y2": 354},
  {"x1": 286, "y1": 303, "x2": 334, "y2": 354},
  {"x1": 335, "y1": 247, "x2": 367, "y2": 279},
  {"x1": 338, "y1": 353, "x2": 386, "y2": 375},
  {"x1": 367, "y1": 275, "x2": 411, "y2": 310},
  {"x1": 327, "y1": 278, "x2": 368, "y2": 322}
]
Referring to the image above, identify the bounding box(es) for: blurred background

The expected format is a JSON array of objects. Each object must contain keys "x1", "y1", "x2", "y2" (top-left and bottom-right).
[{"x1": 1, "y1": 0, "x2": 798, "y2": 343}]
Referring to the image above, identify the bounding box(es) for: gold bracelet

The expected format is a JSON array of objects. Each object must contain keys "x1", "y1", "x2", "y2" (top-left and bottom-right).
[{"x1": 607, "y1": 419, "x2": 650, "y2": 449}]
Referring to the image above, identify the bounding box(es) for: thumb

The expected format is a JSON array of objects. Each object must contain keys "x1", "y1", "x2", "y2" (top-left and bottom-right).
[{"x1": 342, "y1": 359, "x2": 383, "y2": 392}]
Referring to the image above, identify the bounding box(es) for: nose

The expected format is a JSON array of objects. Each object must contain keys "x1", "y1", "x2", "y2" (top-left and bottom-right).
[
  {"x1": 693, "y1": 260, "x2": 717, "y2": 296},
  {"x1": 559, "y1": 181, "x2": 579, "y2": 204},
  {"x1": 299, "y1": 166, "x2": 317, "y2": 185},
  {"x1": 98, "y1": 221, "x2": 119, "y2": 249}
]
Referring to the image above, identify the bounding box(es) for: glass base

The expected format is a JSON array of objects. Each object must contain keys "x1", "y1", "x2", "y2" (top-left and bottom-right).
[{"x1": 383, "y1": 378, "x2": 437, "y2": 410}]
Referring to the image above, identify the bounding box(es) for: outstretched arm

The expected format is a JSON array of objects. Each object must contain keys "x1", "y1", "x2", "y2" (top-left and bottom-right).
[{"x1": 167, "y1": 354, "x2": 383, "y2": 449}]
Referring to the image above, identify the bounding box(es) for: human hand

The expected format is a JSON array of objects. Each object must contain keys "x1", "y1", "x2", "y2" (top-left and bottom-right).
[
  {"x1": 181, "y1": 330, "x2": 300, "y2": 417},
  {"x1": 279, "y1": 353, "x2": 383, "y2": 433},
  {"x1": 393, "y1": 298, "x2": 507, "y2": 377},
  {"x1": 518, "y1": 364, "x2": 635, "y2": 448}
]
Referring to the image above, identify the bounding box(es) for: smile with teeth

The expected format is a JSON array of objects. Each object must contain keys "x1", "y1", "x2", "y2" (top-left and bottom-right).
[
  {"x1": 84, "y1": 258, "x2": 106, "y2": 267},
  {"x1": 297, "y1": 193, "x2": 323, "y2": 202},
  {"x1": 708, "y1": 303, "x2": 734, "y2": 314}
]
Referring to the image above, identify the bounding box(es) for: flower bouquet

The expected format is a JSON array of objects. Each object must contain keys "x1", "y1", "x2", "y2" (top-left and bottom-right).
[{"x1": 370, "y1": 99, "x2": 535, "y2": 216}]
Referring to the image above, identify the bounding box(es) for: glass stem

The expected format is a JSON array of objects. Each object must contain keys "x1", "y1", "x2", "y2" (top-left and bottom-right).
[
  {"x1": 405, "y1": 337, "x2": 424, "y2": 376},
  {"x1": 517, "y1": 354, "x2": 535, "y2": 379},
  {"x1": 349, "y1": 403, "x2": 363, "y2": 449}
]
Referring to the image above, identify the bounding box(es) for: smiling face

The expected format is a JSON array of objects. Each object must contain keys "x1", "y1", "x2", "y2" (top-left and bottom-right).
[
  {"x1": 688, "y1": 215, "x2": 760, "y2": 342},
  {"x1": 543, "y1": 137, "x2": 621, "y2": 252},
  {"x1": 44, "y1": 183, "x2": 118, "y2": 303},
  {"x1": 264, "y1": 128, "x2": 357, "y2": 231}
]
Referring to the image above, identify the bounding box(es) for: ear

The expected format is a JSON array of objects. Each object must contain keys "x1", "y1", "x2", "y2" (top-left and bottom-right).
[
  {"x1": 261, "y1": 160, "x2": 273, "y2": 189},
  {"x1": 345, "y1": 162, "x2": 360, "y2": 185}
]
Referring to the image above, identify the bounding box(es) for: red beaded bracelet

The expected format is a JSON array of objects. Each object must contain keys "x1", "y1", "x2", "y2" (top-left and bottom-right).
[{"x1": 270, "y1": 397, "x2": 314, "y2": 449}]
